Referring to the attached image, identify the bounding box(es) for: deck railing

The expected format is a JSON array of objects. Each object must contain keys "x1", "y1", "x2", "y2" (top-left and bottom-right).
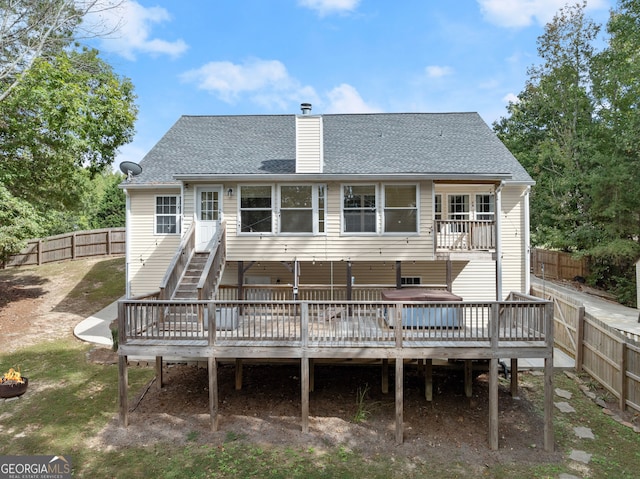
[
  {"x1": 216, "y1": 284, "x2": 449, "y2": 302},
  {"x1": 435, "y1": 220, "x2": 495, "y2": 251},
  {"x1": 159, "y1": 220, "x2": 196, "y2": 300},
  {"x1": 118, "y1": 296, "x2": 552, "y2": 348}
]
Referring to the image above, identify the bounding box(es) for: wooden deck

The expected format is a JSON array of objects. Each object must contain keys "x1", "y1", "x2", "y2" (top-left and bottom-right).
[{"x1": 117, "y1": 292, "x2": 555, "y2": 452}]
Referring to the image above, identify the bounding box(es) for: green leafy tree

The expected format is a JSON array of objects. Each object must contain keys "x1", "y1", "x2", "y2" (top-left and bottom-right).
[
  {"x1": 0, "y1": 48, "x2": 136, "y2": 210},
  {"x1": 0, "y1": 185, "x2": 42, "y2": 263},
  {"x1": 90, "y1": 173, "x2": 126, "y2": 229}
]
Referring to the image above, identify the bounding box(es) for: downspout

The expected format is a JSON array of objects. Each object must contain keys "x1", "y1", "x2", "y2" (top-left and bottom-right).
[
  {"x1": 124, "y1": 189, "x2": 131, "y2": 298},
  {"x1": 495, "y1": 181, "x2": 505, "y2": 301},
  {"x1": 524, "y1": 186, "x2": 531, "y2": 294}
]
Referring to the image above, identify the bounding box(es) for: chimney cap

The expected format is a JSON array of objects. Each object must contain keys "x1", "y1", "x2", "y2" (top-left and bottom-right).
[{"x1": 300, "y1": 103, "x2": 312, "y2": 114}]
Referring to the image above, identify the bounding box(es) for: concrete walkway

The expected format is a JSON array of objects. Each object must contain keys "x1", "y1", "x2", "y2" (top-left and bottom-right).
[
  {"x1": 73, "y1": 300, "x2": 117, "y2": 348},
  {"x1": 531, "y1": 275, "x2": 640, "y2": 336}
]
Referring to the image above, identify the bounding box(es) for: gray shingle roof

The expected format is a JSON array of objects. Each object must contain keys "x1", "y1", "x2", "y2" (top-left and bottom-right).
[{"x1": 128, "y1": 112, "x2": 532, "y2": 185}]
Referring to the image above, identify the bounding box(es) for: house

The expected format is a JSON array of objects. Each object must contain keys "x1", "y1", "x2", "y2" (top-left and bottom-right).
[
  {"x1": 123, "y1": 106, "x2": 533, "y2": 300},
  {"x1": 117, "y1": 105, "x2": 554, "y2": 451}
]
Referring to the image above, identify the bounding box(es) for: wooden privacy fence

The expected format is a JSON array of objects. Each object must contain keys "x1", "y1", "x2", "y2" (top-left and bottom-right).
[
  {"x1": 530, "y1": 283, "x2": 640, "y2": 414},
  {"x1": 2, "y1": 228, "x2": 125, "y2": 268},
  {"x1": 531, "y1": 248, "x2": 589, "y2": 281}
]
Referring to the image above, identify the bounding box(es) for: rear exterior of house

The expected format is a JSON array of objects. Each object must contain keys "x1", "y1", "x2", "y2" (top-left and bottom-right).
[
  {"x1": 117, "y1": 107, "x2": 554, "y2": 451},
  {"x1": 123, "y1": 110, "x2": 533, "y2": 301}
]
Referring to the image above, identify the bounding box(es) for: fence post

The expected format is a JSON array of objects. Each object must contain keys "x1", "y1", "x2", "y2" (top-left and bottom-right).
[
  {"x1": 619, "y1": 340, "x2": 627, "y2": 411},
  {"x1": 71, "y1": 232, "x2": 76, "y2": 260},
  {"x1": 107, "y1": 230, "x2": 112, "y2": 256},
  {"x1": 575, "y1": 306, "x2": 585, "y2": 372}
]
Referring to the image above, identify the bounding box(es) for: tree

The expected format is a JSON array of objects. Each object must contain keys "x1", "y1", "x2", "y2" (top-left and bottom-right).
[
  {"x1": 0, "y1": 0, "x2": 117, "y2": 102},
  {"x1": 0, "y1": 47, "x2": 137, "y2": 211},
  {"x1": 90, "y1": 173, "x2": 126, "y2": 228},
  {"x1": 0, "y1": 185, "x2": 42, "y2": 263},
  {"x1": 494, "y1": 1, "x2": 640, "y2": 306},
  {"x1": 495, "y1": 1, "x2": 601, "y2": 251}
]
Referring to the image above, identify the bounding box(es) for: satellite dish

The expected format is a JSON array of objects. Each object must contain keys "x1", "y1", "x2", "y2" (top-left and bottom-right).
[{"x1": 119, "y1": 161, "x2": 142, "y2": 180}]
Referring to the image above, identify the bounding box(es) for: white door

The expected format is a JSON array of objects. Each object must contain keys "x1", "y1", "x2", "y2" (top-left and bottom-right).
[{"x1": 195, "y1": 187, "x2": 221, "y2": 251}]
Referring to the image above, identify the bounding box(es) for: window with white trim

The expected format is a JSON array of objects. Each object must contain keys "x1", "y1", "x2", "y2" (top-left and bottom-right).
[
  {"x1": 343, "y1": 185, "x2": 377, "y2": 233},
  {"x1": 448, "y1": 194, "x2": 469, "y2": 221},
  {"x1": 279, "y1": 185, "x2": 326, "y2": 234},
  {"x1": 475, "y1": 194, "x2": 495, "y2": 221},
  {"x1": 384, "y1": 185, "x2": 417, "y2": 233},
  {"x1": 240, "y1": 185, "x2": 273, "y2": 233},
  {"x1": 155, "y1": 196, "x2": 181, "y2": 234}
]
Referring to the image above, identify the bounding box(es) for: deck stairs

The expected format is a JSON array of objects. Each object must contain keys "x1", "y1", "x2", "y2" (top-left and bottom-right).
[{"x1": 172, "y1": 252, "x2": 210, "y2": 300}]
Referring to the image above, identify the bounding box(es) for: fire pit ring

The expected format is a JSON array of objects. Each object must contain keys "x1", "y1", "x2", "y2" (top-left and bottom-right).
[{"x1": 0, "y1": 377, "x2": 29, "y2": 398}]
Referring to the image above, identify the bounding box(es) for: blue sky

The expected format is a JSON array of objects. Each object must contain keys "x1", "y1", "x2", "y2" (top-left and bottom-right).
[{"x1": 84, "y1": 0, "x2": 613, "y2": 171}]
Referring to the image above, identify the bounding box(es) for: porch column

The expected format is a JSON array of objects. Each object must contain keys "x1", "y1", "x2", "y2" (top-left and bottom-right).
[
  {"x1": 446, "y1": 260, "x2": 452, "y2": 292},
  {"x1": 209, "y1": 356, "x2": 219, "y2": 432},
  {"x1": 495, "y1": 182, "x2": 504, "y2": 300},
  {"x1": 346, "y1": 261, "x2": 352, "y2": 301},
  {"x1": 395, "y1": 261, "x2": 402, "y2": 288},
  {"x1": 118, "y1": 354, "x2": 128, "y2": 427},
  {"x1": 237, "y1": 261, "x2": 244, "y2": 300}
]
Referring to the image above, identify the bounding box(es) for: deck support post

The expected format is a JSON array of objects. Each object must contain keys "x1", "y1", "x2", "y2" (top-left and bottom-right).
[
  {"x1": 235, "y1": 359, "x2": 243, "y2": 390},
  {"x1": 544, "y1": 356, "x2": 554, "y2": 452},
  {"x1": 446, "y1": 259, "x2": 452, "y2": 292},
  {"x1": 346, "y1": 261, "x2": 352, "y2": 301},
  {"x1": 209, "y1": 356, "x2": 219, "y2": 432},
  {"x1": 395, "y1": 261, "x2": 402, "y2": 288},
  {"x1": 381, "y1": 358, "x2": 389, "y2": 394},
  {"x1": 489, "y1": 358, "x2": 499, "y2": 450},
  {"x1": 464, "y1": 360, "x2": 473, "y2": 398},
  {"x1": 118, "y1": 355, "x2": 128, "y2": 427},
  {"x1": 395, "y1": 357, "x2": 404, "y2": 445},
  {"x1": 155, "y1": 356, "x2": 163, "y2": 390},
  {"x1": 425, "y1": 358, "x2": 433, "y2": 402},
  {"x1": 309, "y1": 359, "x2": 315, "y2": 393},
  {"x1": 510, "y1": 359, "x2": 518, "y2": 396},
  {"x1": 301, "y1": 357, "x2": 310, "y2": 433}
]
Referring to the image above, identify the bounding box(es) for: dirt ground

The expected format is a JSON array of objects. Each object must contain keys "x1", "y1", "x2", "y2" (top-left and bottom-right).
[{"x1": 0, "y1": 259, "x2": 629, "y2": 468}]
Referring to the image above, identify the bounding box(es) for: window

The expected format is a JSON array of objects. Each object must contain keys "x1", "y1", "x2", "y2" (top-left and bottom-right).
[
  {"x1": 384, "y1": 185, "x2": 417, "y2": 233},
  {"x1": 279, "y1": 185, "x2": 326, "y2": 234},
  {"x1": 448, "y1": 195, "x2": 469, "y2": 221},
  {"x1": 155, "y1": 196, "x2": 181, "y2": 234},
  {"x1": 401, "y1": 277, "x2": 421, "y2": 285},
  {"x1": 199, "y1": 190, "x2": 219, "y2": 221},
  {"x1": 343, "y1": 185, "x2": 376, "y2": 233},
  {"x1": 475, "y1": 194, "x2": 495, "y2": 221},
  {"x1": 435, "y1": 194, "x2": 442, "y2": 232},
  {"x1": 240, "y1": 185, "x2": 272, "y2": 233}
]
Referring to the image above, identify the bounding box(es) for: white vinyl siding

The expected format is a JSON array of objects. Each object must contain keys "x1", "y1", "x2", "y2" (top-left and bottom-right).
[{"x1": 128, "y1": 188, "x2": 182, "y2": 297}]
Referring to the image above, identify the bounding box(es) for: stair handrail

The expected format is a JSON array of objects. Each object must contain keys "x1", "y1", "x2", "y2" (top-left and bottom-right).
[
  {"x1": 159, "y1": 218, "x2": 196, "y2": 300},
  {"x1": 197, "y1": 220, "x2": 226, "y2": 301}
]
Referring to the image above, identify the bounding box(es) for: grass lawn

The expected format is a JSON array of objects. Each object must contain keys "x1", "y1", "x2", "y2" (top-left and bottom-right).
[{"x1": 1, "y1": 257, "x2": 640, "y2": 478}]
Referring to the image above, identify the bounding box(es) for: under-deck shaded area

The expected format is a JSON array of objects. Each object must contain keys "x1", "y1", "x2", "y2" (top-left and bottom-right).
[{"x1": 117, "y1": 292, "x2": 555, "y2": 451}]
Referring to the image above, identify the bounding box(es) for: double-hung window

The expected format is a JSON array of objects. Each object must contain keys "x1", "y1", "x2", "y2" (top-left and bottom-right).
[
  {"x1": 240, "y1": 185, "x2": 273, "y2": 233},
  {"x1": 475, "y1": 194, "x2": 495, "y2": 221},
  {"x1": 279, "y1": 185, "x2": 326, "y2": 234},
  {"x1": 383, "y1": 185, "x2": 417, "y2": 233},
  {"x1": 343, "y1": 185, "x2": 376, "y2": 233},
  {"x1": 155, "y1": 196, "x2": 181, "y2": 234}
]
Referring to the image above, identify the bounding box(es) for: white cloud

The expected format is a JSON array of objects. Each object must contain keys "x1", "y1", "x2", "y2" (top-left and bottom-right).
[
  {"x1": 181, "y1": 58, "x2": 320, "y2": 108},
  {"x1": 425, "y1": 65, "x2": 454, "y2": 78},
  {"x1": 86, "y1": 0, "x2": 188, "y2": 60},
  {"x1": 324, "y1": 84, "x2": 382, "y2": 113},
  {"x1": 503, "y1": 92, "x2": 520, "y2": 104},
  {"x1": 298, "y1": 0, "x2": 361, "y2": 16},
  {"x1": 477, "y1": 0, "x2": 609, "y2": 28}
]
